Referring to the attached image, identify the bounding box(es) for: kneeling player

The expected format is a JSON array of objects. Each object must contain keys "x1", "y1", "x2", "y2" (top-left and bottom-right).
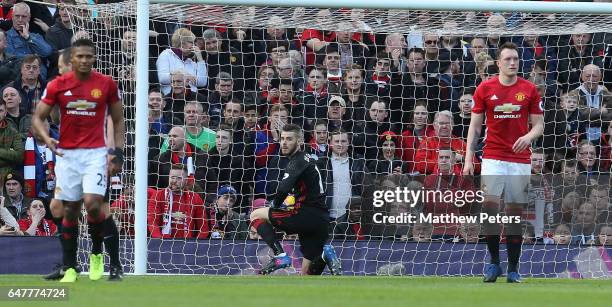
[{"x1": 250, "y1": 124, "x2": 341, "y2": 275}]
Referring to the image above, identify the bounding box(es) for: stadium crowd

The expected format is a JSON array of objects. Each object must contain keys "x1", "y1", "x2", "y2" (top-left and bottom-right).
[{"x1": 0, "y1": 1, "x2": 610, "y2": 246}]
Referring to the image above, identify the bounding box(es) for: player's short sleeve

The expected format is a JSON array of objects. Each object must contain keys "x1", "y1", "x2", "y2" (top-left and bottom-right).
[
  {"x1": 107, "y1": 77, "x2": 121, "y2": 104},
  {"x1": 529, "y1": 83, "x2": 544, "y2": 115},
  {"x1": 40, "y1": 80, "x2": 59, "y2": 106},
  {"x1": 471, "y1": 84, "x2": 486, "y2": 114}
]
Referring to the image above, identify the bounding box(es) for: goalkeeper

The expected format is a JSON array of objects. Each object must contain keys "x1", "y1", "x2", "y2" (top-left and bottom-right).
[{"x1": 250, "y1": 124, "x2": 342, "y2": 275}]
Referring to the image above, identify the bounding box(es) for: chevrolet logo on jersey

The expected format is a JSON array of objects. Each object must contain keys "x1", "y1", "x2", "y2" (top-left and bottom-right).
[
  {"x1": 493, "y1": 103, "x2": 521, "y2": 113},
  {"x1": 493, "y1": 103, "x2": 522, "y2": 119},
  {"x1": 66, "y1": 99, "x2": 97, "y2": 110}
]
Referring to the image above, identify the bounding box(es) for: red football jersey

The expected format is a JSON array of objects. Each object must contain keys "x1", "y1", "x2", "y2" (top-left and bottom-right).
[
  {"x1": 41, "y1": 71, "x2": 120, "y2": 149},
  {"x1": 472, "y1": 76, "x2": 543, "y2": 164}
]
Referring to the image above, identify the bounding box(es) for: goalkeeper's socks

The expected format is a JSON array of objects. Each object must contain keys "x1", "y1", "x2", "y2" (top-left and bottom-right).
[
  {"x1": 253, "y1": 218, "x2": 284, "y2": 255},
  {"x1": 61, "y1": 219, "x2": 79, "y2": 269},
  {"x1": 103, "y1": 216, "x2": 122, "y2": 267},
  {"x1": 506, "y1": 235, "x2": 522, "y2": 272},
  {"x1": 486, "y1": 235, "x2": 501, "y2": 265},
  {"x1": 87, "y1": 213, "x2": 106, "y2": 255}
]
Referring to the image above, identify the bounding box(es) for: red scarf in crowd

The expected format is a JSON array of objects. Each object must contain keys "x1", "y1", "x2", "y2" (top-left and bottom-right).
[
  {"x1": 24, "y1": 134, "x2": 55, "y2": 198},
  {"x1": 372, "y1": 73, "x2": 391, "y2": 88},
  {"x1": 306, "y1": 83, "x2": 328, "y2": 99},
  {"x1": 171, "y1": 143, "x2": 195, "y2": 185}
]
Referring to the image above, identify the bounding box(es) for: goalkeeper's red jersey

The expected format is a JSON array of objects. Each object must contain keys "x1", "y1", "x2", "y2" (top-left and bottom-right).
[
  {"x1": 41, "y1": 70, "x2": 120, "y2": 149},
  {"x1": 472, "y1": 76, "x2": 543, "y2": 164}
]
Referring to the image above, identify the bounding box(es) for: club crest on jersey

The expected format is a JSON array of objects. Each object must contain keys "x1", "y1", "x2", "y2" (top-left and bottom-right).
[
  {"x1": 91, "y1": 88, "x2": 102, "y2": 99},
  {"x1": 515, "y1": 92, "x2": 526, "y2": 102}
]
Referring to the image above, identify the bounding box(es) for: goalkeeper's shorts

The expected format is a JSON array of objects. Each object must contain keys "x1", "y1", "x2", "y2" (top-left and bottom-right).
[{"x1": 269, "y1": 206, "x2": 330, "y2": 261}]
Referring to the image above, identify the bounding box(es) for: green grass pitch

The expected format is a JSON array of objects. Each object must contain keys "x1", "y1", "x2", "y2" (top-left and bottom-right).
[{"x1": 2, "y1": 275, "x2": 612, "y2": 307}]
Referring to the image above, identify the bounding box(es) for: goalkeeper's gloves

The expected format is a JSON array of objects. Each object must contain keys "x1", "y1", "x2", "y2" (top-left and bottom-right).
[{"x1": 271, "y1": 194, "x2": 296, "y2": 211}]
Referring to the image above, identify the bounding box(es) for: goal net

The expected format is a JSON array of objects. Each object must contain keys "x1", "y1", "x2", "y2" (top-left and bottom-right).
[{"x1": 66, "y1": 0, "x2": 612, "y2": 277}]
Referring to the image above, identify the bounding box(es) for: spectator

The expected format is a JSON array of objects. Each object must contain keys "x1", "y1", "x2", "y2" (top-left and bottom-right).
[
  {"x1": 557, "y1": 23, "x2": 603, "y2": 91},
  {"x1": 367, "y1": 131, "x2": 408, "y2": 175},
  {"x1": 0, "y1": 99, "x2": 23, "y2": 182},
  {"x1": 576, "y1": 140, "x2": 604, "y2": 180},
  {"x1": 336, "y1": 64, "x2": 367, "y2": 122},
  {"x1": 334, "y1": 21, "x2": 368, "y2": 69},
  {"x1": 600, "y1": 121, "x2": 611, "y2": 171},
  {"x1": 253, "y1": 104, "x2": 287, "y2": 195},
  {"x1": 571, "y1": 201, "x2": 597, "y2": 245},
  {"x1": 319, "y1": 44, "x2": 342, "y2": 85},
  {"x1": 455, "y1": 222, "x2": 481, "y2": 243},
  {"x1": 207, "y1": 71, "x2": 235, "y2": 128},
  {"x1": 299, "y1": 9, "x2": 336, "y2": 66},
  {"x1": 330, "y1": 197, "x2": 366, "y2": 240},
  {"x1": 374, "y1": 33, "x2": 407, "y2": 73},
  {"x1": 439, "y1": 20, "x2": 464, "y2": 61},
  {"x1": 552, "y1": 223, "x2": 572, "y2": 245},
  {"x1": 422, "y1": 33, "x2": 443, "y2": 75},
  {"x1": 23, "y1": 117, "x2": 57, "y2": 200},
  {"x1": 253, "y1": 15, "x2": 295, "y2": 67},
  {"x1": 411, "y1": 222, "x2": 433, "y2": 242},
  {"x1": 365, "y1": 52, "x2": 395, "y2": 98},
  {"x1": 543, "y1": 91, "x2": 587, "y2": 153},
  {"x1": 318, "y1": 130, "x2": 369, "y2": 221},
  {"x1": 206, "y1": 185, "x2": 249, "y2": 240},
  {"x1": 485, "y1": 14, "x2": 509, "y2": 57},
  {"x1": 276, "y1": 78, "x2": 304, "y2": 127},
  {"x1": 5, "y1": 3, "x2": 52, "y2": 80},
  {"x1": 452, "y1": 88, "x2": 479, "y2": 140},
  {"x1": 160, "y1": 102, "x2": 216, "y2": 153},
  {"x1": 18, "y1": 198, "x2": 55, "y2": 236},
  {"x1": 148, "y1": 87, "x2": 179, "y2": 136},
  {"x1": 434, "y1": 50, "x2": 462, "y2": 112},
  {"x1": 103, "y1": 30, "x2": 137, "y2": 85},
  {"x1": 243, "y1": 103, "x2": 260, "y2": 132},
  {"x1": 163, "y1": 69, "x2": 207, "y2": 123},
  {"x1": 559, "y1": 190, "x2": 581, "y2": 225},
  {"x1": 44, "y1": 1, "x2": 72, "y2": 52},
  {"x1": 265, "y1": 40, "x2": 289, "y2": 68},
  {"x1": 157, "y1": 28, "x2": 207, "y2": 96},
  {"x1": 207, "y1": 124, "x2": 252, "y2": 213},
  {"x1": 588, "y1": 184, "x2": 610, "y2": 221},
  {"x1": 352, "y1": 98, "x2": 400, "y2": 161},
  {"x1": 299, "y1": 65, "x2": 328, "y2": 123},
  {"x1": 149, "y1": 126, "x2": 217, "y2": 196},
  {"x1": 569, "y1": 64, "x2": 612, "y2": 143},
  {"x1": 148, "y1": 87, "x2": 179, "y2": 159},
  {"x1": 0, "y1": 0, "x2": 14, "y2": 31},
  {"x1": 276, "y1": 57, "x2": 304, "y2": 92},
  {"x1": 148, "y1": 164, "x2": 210, "y2": 239},
  {"x1": 3, "y1": 85, "x2": 31, "y2": 138},
  {"x1": 0, "y1": 194, "x2": 21, "y2": 235},
  {"x1": 221, "y1": 99, "x2": 255, "y2": 157},
  {"x1": 2, "y1": 172, "x2": 29, "y2": 219},
  {"x1": 253, "y1": 64, "x2": 277, "y2": 106},
  {"x1": 513, "y1": 32, "x2": 556, "y2": 79},
  {"x1": 414, "y1": 110, "x2": 478, "y2": 174},
  {"x1": 597, "y1": 224, "x2": 612, "y2": 246},
  {"x1": 462, "y1": 37, "x2": 488, "y2": 87},
  {"x1": 0, "y1": 29, "x2": 20, "y2": 85},
  {"x1": 109, "y1": 178, "x2": 141, "y2": 236},
  {"x1": 305, "y1": 119, "x2": 329, "y2": 158},
  {"x1": 391, "y1": 48, "x2": 436, "y2": 123},
  {"x1": 200, "y1": 28, "x2": 245, "y2": 93},
  {"x1": 526, "y1": 148, "x2": 554, "y2": 239},
  {"x1": 422, "y1": 147, "x2": 476, "y2": 237},
  {"x1": 7, "y1": 54, "x2": 45, "y2": 115},
  {"x1": 399, "y1": 100, "x2": 435, "y2": 169}
]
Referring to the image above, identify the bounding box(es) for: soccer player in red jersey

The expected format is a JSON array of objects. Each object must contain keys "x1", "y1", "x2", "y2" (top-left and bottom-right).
[
  {"x1": 31, "y1": 39, "x2": 125, "y2": 283},
  {"x1": 463, "y1": 42, "x2": 544, "y2": 283}
]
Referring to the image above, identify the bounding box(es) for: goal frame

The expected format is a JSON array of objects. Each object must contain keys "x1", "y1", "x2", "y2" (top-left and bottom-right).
[{"x1": 133, "y1": 0, "x2": 612, "y2": 275}]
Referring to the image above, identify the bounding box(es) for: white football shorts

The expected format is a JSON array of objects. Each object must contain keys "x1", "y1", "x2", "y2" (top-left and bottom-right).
[
  {"x1": 54, "y1": 147, "x2": 108, "y2": 201},
  {"x1": 481, "y1": 158, "x2": 531, "y2": 204}
]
